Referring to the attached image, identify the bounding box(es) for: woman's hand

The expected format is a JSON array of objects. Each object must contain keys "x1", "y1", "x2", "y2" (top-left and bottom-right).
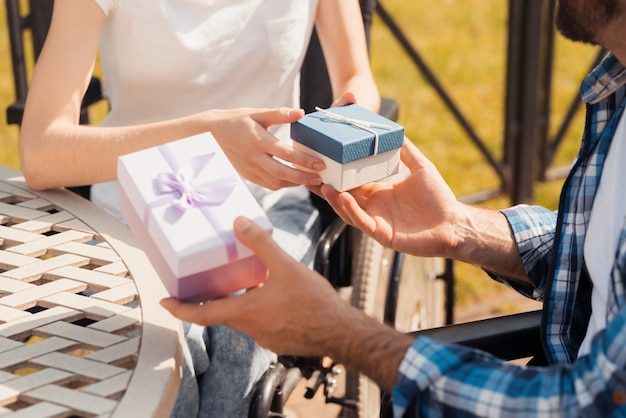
[
  {"x1": 331, "y1": 91, "x2": 358, "y2": 108},
  {"x1": 205, "y1": 107, "x2": 325, "y2": 190}
]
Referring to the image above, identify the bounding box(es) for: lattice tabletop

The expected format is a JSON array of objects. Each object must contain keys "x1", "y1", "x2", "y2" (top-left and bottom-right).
[{"x1": 0, "y1": 167, "x2": 182, "y2": 417}]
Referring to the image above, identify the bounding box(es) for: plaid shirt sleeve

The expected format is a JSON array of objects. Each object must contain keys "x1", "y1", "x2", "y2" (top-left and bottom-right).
[
  {"x1": 493, "y1": 204, "x2": 557, "y2": 300},
  {"x1": 393, "y1": 307, "x2": 626, "y2": 417},
  {"x1": 391, "y1": 207, "x2": 626, "y2": 417}
]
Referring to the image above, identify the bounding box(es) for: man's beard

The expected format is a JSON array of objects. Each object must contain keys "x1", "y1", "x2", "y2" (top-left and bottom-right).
[{"x1": 555, "y1": 0, "x2": 620, "y2": 44}]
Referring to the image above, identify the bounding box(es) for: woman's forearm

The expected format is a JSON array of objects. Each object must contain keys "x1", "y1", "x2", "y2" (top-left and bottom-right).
[{"x1": 20, "y1": 113, "x2": 208, "y2": 190}]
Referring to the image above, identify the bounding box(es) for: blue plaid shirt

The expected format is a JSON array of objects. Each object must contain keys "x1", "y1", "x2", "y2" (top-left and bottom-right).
[{"x1": 393, "y1": 53, "x2": 626, "y2": 417}]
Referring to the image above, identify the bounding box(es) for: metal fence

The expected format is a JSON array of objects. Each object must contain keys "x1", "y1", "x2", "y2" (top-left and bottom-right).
[{"x1": 374, "y1": 0, "x2": 604, "y2": 323}]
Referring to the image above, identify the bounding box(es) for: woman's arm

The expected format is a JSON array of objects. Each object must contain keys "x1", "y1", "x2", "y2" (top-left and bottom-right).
[
  {"x1": 20, "y1": 0, "x2": 324, "y2": 191},
  {"x1": 315, "y1": 0, "x2": 381, "y2": 112}
]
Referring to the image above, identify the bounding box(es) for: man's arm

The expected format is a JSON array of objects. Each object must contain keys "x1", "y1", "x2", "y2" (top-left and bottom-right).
[
  {"x1": 319, "y1": 301, "x2": 415, "y2": 390},
  {"x1": 453, "y1": 204, "x2": 529, "y2": 286}
]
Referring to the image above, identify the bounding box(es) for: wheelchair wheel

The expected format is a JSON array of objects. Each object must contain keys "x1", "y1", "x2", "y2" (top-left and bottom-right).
[
  {"x1": 385, "y1": 253, "x2": 446, "y2": 332},
  {"x1": 342, "y1": 230, "x2": 446, "y2": 418},
  {"x1": 342, "y1": 228, "x2": 390, "y2": 418}
]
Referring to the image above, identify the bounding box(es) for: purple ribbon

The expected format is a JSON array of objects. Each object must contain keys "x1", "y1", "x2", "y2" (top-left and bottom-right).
[
  {"x1": 145, "y1": 145, "x2": 239, "y2": 262},
  {"x1": 155, "y1": 155, "x2": 236, "y2": 210}
]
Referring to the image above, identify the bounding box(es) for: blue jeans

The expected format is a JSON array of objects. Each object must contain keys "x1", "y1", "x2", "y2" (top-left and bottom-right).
[{"x1": 171, "y1": 197, "x2": 320, "y2": 417}]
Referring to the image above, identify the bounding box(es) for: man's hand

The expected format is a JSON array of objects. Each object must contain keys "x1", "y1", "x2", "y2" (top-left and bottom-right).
[
  {"x1": 321, "y1": 139, "x2": 462, "y2": 259},
  {"x1": 160, "y1": 216, "x2": 347, "y2": 357},
  {"x1": 160, "y1": 216, "x2": 413, "y2": 390},
  {"x1": 320, "y1": 139, "x2": 529, "y2": 281}
]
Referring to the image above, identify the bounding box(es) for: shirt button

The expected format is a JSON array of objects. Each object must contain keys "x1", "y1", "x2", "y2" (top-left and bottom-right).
[{"x1": 613, "y1": 390, "x2": 626, "y2": 405}]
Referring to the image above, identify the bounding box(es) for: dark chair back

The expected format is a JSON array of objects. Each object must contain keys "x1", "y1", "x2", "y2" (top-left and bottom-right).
[
  {"x1": 5, "y1": 0, "x2": 105, "y2": 126},
  {"x1": 4, "y1": 0, "x2": 105, "y2": 199}
]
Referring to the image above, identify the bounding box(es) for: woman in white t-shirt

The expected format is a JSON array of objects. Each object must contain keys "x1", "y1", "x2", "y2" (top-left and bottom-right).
[{"x1": 20, "y1": 0, "x2": 380, "y2": 416}]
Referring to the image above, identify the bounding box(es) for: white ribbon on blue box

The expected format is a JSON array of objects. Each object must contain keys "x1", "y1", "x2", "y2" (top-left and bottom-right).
[{"x1": 291, "y1": 104, "x2": 404, "y2": 191}]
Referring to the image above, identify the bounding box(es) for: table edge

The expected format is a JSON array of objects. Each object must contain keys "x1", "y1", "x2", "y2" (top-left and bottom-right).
[{"x1": 0, "y1": 168, "x2": 183, "y2": 417}]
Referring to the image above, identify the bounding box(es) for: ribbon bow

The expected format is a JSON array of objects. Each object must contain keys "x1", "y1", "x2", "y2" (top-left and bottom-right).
[
  {"x1": 156, "y1": 153, "x2": 237, "y2": 211},
  {"x1": 146, "y1": 148, "x2": 241, "y2": 263},
  {"x1": 315, "y1": 106, "x2": 391, "y2": 155}
]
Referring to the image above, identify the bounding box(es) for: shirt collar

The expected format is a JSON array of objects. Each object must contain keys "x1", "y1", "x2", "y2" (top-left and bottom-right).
[{"x1": 581, "y1": 53, "x2": 626, "y2": 105}]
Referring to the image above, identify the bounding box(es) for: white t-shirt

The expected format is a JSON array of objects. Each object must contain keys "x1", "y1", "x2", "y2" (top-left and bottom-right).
[
  {"x1": 579, "y1": 110, "x2": 626, "y2": 357},
  {"x1": 91, "y1": 0, "x2": 318, "y2": 220}
]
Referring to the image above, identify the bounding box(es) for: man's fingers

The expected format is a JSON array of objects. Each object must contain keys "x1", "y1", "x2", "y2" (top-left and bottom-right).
[
  {"x1": 321, "y1": 185, "x2": 359, "y2": 226},
  {"x1": 400, "y1": 138, "x2": 426, "y2": 171},
  {"x1": 321, "y1": 184, "x2": 379, "y2": 235},
  {"x1": 320, "y1": 184, "x2": 347, "y2": 215},
  {"x1": 233, "y1": 217, "x2": 288, "y2": 268},
  {"x1": 160, "y1": 297, "x2": 228, "y2": 326}
]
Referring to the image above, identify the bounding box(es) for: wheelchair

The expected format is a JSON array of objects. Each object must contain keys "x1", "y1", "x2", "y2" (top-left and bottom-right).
[{"x1": 246, "y1": 2, "x2": 544, "y2": 415}]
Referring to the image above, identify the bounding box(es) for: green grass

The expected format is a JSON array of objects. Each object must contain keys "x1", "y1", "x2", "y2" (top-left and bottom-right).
[
  {"x1": 370, "y1": 0, "x2": 597, "y2": 201},
  {"x1": 0, "y1": 0, "x2": 600, "y2": 309},
  {"x1": 0, "y1": 3, "x2": 20, "y2": 169},
  {"x1": 369, "y1": 1, "x2": 598, "y2": 306}
]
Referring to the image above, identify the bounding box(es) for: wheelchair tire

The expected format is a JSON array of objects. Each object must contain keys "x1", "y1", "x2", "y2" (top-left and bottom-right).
[
  {"x1": 342, "y1": 230, "x2": 446, "y2": 418},
  {"x1": 342, "y1": 228, "x2": 393, "y2": 418}
]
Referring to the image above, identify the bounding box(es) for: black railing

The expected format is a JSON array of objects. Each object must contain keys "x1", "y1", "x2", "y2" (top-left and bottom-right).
[
  {"x1": 374, "y1": 0, "x2": 603, "y2": 324},
  {"x1": 376, "y1": 0, "x2": 603, "y2": 205}
]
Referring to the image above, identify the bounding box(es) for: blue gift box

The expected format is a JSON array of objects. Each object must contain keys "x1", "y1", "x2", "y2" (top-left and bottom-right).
[{"x1": 291, "y1": 104, "x2": 404, "y2": 191}]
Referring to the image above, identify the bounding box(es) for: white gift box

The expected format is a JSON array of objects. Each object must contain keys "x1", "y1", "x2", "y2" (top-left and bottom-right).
[
  {"x1": 118, "y1": 133, "x2": 272, "y2": 302},
  {"x1": 291, "y1": 104, "x2": 404, "y2": 191}
]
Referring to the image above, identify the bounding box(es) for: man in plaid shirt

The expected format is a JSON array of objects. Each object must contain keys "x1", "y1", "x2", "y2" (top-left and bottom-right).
[{"x1": 162, "y1": 0, "x2": 626, "y2": 416}]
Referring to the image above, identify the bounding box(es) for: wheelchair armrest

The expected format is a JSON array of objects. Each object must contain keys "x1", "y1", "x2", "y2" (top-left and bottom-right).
[
  {"x1": 379, "y1": 97, "x2": 399, "y2": 122},
  {"x1": 249, "y1": 362, "x2": 303, "y2": 418},
  {"x1": 313, "y1": 216, "x2": 348, "y2": 280},
  {"x1": 410, "y1": 310, "x2": 542, "y2": 361},
  {"x1": 6, "y1": 99, "x2": 25, "y2": 126}
]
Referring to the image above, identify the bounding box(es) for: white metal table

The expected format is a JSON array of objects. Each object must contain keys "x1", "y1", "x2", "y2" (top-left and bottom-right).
[{"x1": 0, "y1": 166, "x2": 182, "y2": 417}]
